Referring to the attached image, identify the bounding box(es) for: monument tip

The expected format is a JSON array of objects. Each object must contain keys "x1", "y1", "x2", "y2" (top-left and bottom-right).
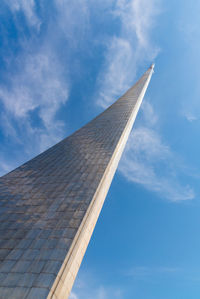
[{"x1": 150, "y1": 63, "x2": 155, "y2": 69}]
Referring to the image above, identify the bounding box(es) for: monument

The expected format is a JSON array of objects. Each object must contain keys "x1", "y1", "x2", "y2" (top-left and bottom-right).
[{"x1": 0, "y1": 64, "x2": 154, "y2": 298}]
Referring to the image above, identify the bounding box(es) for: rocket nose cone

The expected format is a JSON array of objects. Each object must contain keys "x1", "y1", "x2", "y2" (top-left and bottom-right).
[{"x1": 150, "y1": 63, "x2": 155, "y2": 69}]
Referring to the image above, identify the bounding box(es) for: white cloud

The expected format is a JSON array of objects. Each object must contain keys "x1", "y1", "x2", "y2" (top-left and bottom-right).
[
  {"x1": 0, "y1": 53, "x2": 66, "y2": 118},
  {"x1": 97, "y1": 37, "x2": 133, "y2": 108},
  {"x1": 183, "y1": 112, "x2": 198, "y2": 122},
  {"x1": 97, "y1": 0, "x2": 160, "y2": 108},
  {"x1": 141, "y1": 101, "x2": 158, "y2": 126},
  {"x1": 1, "y1": 1, "x2": 87, "y2": 164},
  {"x1": 70, "y1": 271, "x2": 123, "y2": 299},
  {"x1": 119, "y1": 102, "x2": 195, "y2": 201},
  {"x1": 69, "y1": 288, "x2": 107, "y2": 299},
  {"x1": 115, "y1": 0, "x2": 160, "y2": 47},
  {"x1": 70, "y1": 285, "x2": 122, "y2": 299},
  {"x1": 0, "y1": 159, "x2": 14, "y2": 177},
  {"x1": 0, "y1": 49, "x2": 68, "y2": 152},
  {"x1": 126, "y1": 266, "x2": 180, "y2": 279},
  {"x1": 69, "y1": 293, "x2": 79, "y2": 299},
  {"x1": 0, "y1": 0, "x2": 92, "y2": 175},
  {"x1": 6, "y1": 0, "x2": 41, "y2": 29},
  {"x1": 55, "y1": 0, "x2": 90, "y2": 46}
]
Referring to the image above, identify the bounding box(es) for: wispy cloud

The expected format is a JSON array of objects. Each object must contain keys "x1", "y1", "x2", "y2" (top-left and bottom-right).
[
  {"x1": 0, "y1": 49, "x2": 68, "y2": 153},
  {"x1": 97, "y1": 37, "x2": 133, "y2": 108},
  {"x1": 97, "y1": 0, "x2": 160, "y2": 108},
  {"x1": 126, "y1": 266, "x2": 180, "y2": 280},
  {"x1": 69, "y1": 293, "x2": 79, "y2": 299},
  {"x1": 55, "y1": 0, "x2": 90, "y2": 47},
  {"x1": 182, "y1": 111, "x2": 198, "y2": 122},
  {"x1": 0, "y1": 0, "x2": 81, "y2": 175},
  {"x1": 1, "y1": 0, "x2": 104, "y2": 175},
  {"x1": 141, "y1": 100, "x2": 158, "y2": 126},
  {"x1": 0, "y1": 158, "x2": 15, "y2": 177},
  {"x1": 6, "y1": 0, "x2": 41, "y2": 29},
  {"x1": 69, "y1": 270, "x2": 123, "y2": 299},
  {"x1": 69, "y1": 287, "x2": 108, "y2": 299},
  {"x1": 119, "y1": 101, "x2": 195, "y2": 201},
  {"x1": 177, "y1": 4, "x2": 200, "y2": 125},
  {"x1": 0, "y1": 52, "x2": 68, "y2": 118}
]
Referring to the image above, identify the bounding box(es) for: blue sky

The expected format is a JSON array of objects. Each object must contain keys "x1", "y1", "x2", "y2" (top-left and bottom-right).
[{"x1": 1, "y1": 0, "x2": 200, "y2": 298}]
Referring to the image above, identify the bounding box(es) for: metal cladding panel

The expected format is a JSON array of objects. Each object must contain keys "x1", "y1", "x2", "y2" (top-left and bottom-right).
[{"x1": 0, "y1": 65, "x2": 153, "y2": 298}]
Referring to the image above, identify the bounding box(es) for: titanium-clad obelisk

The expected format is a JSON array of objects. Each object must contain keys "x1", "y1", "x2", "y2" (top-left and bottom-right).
[{"x1": 0, "y1": 64, "x2": 154, "y2": 299}]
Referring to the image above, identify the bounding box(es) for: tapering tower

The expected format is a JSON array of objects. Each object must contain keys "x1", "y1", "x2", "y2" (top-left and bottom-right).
[{"x1": 0, "y1": 65, "x2": 154, "y2": 299}]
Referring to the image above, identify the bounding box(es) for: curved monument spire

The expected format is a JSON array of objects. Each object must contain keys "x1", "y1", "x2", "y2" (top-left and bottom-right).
[{"x1": 0, "y1": 65, "x2": 154, "y2": 299}]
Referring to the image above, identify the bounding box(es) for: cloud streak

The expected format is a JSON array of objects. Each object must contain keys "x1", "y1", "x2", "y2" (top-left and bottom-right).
[
  {"x1": 97, "y1": 0, "x2": 160, "y2": 108},
  {"x1": 6, "y1": 0, "x2": 41, "y2": 29},
  {"x1": 119, "y1": 101, "x2": 195, "y2": 201},
  {"x1": 69, "y1": 270, "x2": 123, "y2": 299},
  {"x1": 0, "y1": 49, "x2": 68, "y2": 153},
  {"x1": 127, "y1": 266, "x2": 180, "y2": 277}
]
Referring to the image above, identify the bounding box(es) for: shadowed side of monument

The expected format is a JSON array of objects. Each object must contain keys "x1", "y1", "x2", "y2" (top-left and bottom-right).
[{"x1": 0, "y1": 65, "x2": 154, "y2": 299}]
